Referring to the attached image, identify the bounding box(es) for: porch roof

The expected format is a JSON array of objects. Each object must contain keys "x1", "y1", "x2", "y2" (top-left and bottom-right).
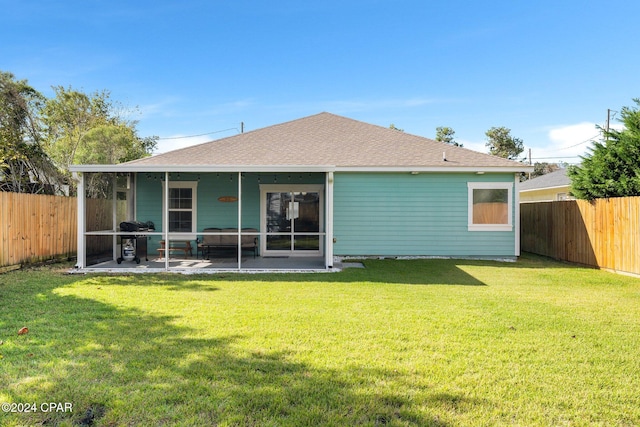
[{"x1": 70, "y1": 112, "x2": 533, "y2": 173}]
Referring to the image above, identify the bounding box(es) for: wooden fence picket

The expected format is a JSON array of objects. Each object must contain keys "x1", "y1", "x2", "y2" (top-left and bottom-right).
[{"x1": 521, "y1": 197, "x2": 640, "y2": 275}]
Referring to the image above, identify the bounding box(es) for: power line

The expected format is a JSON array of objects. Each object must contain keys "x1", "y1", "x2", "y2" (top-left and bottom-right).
[
  {"x1": 525, "y1": 133, "x2": 599, "y2": 163},
  {"x1": 157, "y1": 127, "x2": 239, "y2": 140},
  {"x1": 532, "y1": 156, "x2": 582, "y2": 160},
  {"x1": 555, "y1": 134, "x2": 600, "y2": 151}
]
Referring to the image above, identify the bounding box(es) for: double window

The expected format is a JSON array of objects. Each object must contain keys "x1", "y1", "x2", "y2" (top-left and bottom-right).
[{"x1": 467, "y1": 182, "x2": 512, "y2": 231}]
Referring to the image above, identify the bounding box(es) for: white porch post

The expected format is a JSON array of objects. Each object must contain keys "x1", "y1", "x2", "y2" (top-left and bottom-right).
[
  {"x1": 164, "y1": 171, "x2": 169, "y2": 271},
  {"x1": 75, "y1": 172, "x2": 86, "y2": 268},
  {"x1": 237, "y1": 171, "x2": 242, "y2": 271},
  {"x1": 325, "y1": 172, "x2": 334, "y2": 269},
  {"x1": 514, "y1": 173, "x2": 521, "y2": 257},
  {"x1": 112, "y1": 173, "x2": 118, "y2": 261}
]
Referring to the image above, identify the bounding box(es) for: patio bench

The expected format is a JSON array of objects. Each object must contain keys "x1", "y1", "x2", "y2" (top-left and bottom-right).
[{"x1": 197, "y1": 228, "x2": 258, "y2": 259}]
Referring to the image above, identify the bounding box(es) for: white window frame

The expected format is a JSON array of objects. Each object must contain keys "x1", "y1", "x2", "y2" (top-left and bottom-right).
[
  {"x1": 467, "y1": 182, "x2": 513, "y2": 232},
  {"x1": 162, "y1": 181, "x2": 198, "y2": 238}
]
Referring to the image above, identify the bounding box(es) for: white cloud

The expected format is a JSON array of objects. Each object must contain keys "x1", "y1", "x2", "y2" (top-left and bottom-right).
[
  {"x1": 155, "y1": 135, "x2": 214, "y2": 154},
  {"x1": 456, "y1": 139, "x2": 487, "y2": 155},
  {"x1": 457, "y1": 122, "x2": 605, "y2": 164},
  {"x1": 526, "y1": 121, "x2": 624, "y2": 164},
  {"x1": 531, "y1": 122, "x2": 602, "y2": 163},
  {"x1": 548, "y1": 122, "x2": 600, "y2": 148}
]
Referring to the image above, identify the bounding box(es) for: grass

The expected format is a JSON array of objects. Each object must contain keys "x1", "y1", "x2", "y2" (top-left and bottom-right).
[{"x1": 1, "y1": 254, "x2": 639, "y2": 426}]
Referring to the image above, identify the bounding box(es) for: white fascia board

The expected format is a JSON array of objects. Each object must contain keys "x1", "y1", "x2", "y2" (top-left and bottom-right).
[
  {"x1": 334, "y1": 166, "x2": 534, "y2": 173},
  {"x1": 69, "y1": 164, "x2": 336, "y2": 173},
  {"x1": 69, "y1": 164, "x2": 533, "y2": 174}
]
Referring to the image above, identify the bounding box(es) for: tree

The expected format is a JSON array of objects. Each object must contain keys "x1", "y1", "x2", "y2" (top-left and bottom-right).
[
  {"x1": 532, "y1": 162, "x2": 561, "y2": 178},
  {"x1": 42, "y1": 86, "x2": 157, "y2": 196},
  {"x1": 389, "y1": 123, "x2": 404, "y2": 132},
  {"x1": 518, "y1": 162, "x2": 562, "y2": 182},
  {"x1": 76, "y1": 124, "x2": 156, "y2": 165},
  {"x1": 435, "y1": 126, "x2": 462, "y2": 147},
  {"x1": 485, "y1": 127, "x2": 524, "y2": 160},
  {"x1": 0, "y1": 71, "x2": 64, "y2": 193},
  {"x1": 568, "y1": 99, "x2": 640, "y2": 200},
  {"x1": 42, "y1": 86, "x2": 118, "y2": 172}
]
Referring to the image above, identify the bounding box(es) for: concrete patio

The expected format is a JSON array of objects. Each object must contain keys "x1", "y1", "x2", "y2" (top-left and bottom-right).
[{"x1": 76, "y1": 255, "x2": 336, "y2": 274}]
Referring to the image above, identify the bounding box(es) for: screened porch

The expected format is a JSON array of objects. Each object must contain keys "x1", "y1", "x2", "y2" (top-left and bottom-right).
[{"x1": 73, "y1": 167, "x2": 335, "y2": 273}]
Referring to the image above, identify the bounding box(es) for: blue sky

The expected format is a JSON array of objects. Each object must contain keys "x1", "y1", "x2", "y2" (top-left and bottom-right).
[{"x1": 2, "y1": 0, "x2": 639, "y2": 163}]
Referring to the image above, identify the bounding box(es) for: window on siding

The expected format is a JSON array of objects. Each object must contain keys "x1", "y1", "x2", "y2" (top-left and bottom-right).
[
  {"x1": 163, "y1": 181, "x2": 197, "y2": 234},
  {"x1": 467, "y1": 182, "x2": 512, "y2": 231}
]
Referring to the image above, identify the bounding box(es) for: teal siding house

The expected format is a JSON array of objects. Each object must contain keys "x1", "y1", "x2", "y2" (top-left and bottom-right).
[{"x1": 71, "y1": 113, "x2": 532, "y2": 272}]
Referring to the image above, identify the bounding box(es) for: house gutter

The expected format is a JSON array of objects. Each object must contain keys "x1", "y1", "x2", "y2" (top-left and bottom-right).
[
  {"x1": 69, "y1": 165, "x2": 336, "y2": 173},
  {"x1": 69, "y1": 165, "x2": 533, "y2": 174},
  {"x1": 334, "y1": 166, "x2": 534, "y2": 173}
]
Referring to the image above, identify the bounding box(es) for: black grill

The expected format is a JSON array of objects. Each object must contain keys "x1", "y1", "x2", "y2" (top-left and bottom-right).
[{"x1": 119, "y1": 221, "x2": 154, "y2": 232}]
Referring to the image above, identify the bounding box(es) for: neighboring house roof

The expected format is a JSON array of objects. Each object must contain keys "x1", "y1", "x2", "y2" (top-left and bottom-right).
[
  {"x1": 124, "y1": 112, "x2": 528, "y2": 171},
  {"x1": 519, "y1": 169, "x2": 571, "y2": 191}
]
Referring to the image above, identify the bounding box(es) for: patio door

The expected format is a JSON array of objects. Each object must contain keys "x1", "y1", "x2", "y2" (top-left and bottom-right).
[{"x1": 260, "y1": 184, "x2": 324, "y2": 256}]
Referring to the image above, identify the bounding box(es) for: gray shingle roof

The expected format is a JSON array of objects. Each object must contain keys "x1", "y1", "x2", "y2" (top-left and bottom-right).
[
  {"x1": 127, "y1": 112, "x2": 528, "y2": 170},
  {"x1": 519, "y1": 169, "x2": 571, "y2": 191}
]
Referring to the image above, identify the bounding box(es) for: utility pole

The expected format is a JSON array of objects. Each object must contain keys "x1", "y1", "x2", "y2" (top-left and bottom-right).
[
  {"x1": 528, "y1": 148, "x2": 532, "y2": 180},
  {"x1": 240, "y1": 122, "x2": 244, "y2": 133}
]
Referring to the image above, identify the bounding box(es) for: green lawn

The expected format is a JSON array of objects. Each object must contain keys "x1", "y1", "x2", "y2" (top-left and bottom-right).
[{"x1": 1, "y1": 254, "x2": 639, "y2": 426}]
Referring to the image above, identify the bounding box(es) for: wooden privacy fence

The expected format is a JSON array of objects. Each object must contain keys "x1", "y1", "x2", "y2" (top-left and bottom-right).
[
  {"x1": 0, "y1": 192, "x2": 77, "y2": 269},
  {"x1": 521, "y1": 197, "x2": 640, "y2": 275},
  {"x1": 0, "y1": 193, "x2": 116, "y2": 270}
]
